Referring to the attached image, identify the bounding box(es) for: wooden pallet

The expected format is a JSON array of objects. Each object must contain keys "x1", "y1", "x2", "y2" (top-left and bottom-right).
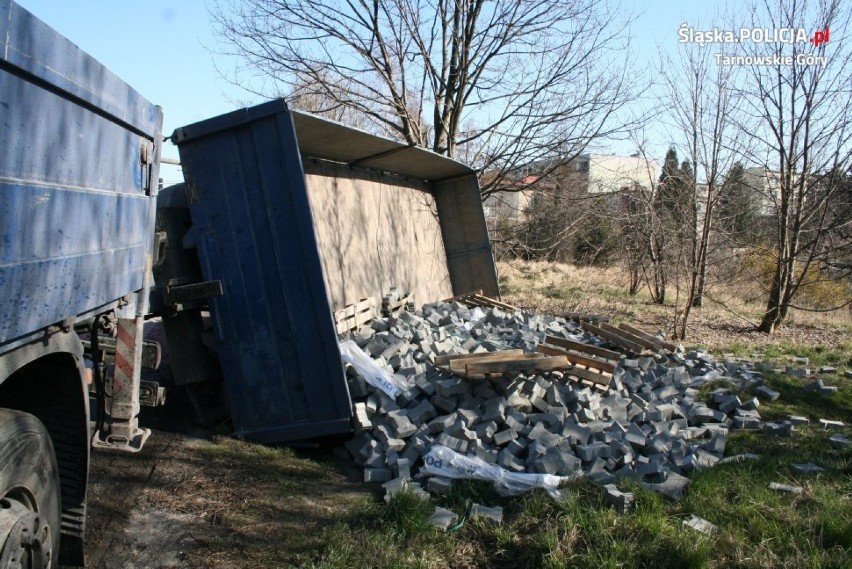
[
  {"x1": 535, "y1": 343, "x2": 613, "y2": 391},
  {"x1": 617, "y1": 323, "x2": 677, "y2": 352},
  {"x1": 435, "y1": 350, "x2": 569, "y2": 379},
  {"x1": 581, "y1": 322, "x2": 650, "y2": 355},
  {"x1": 334, "y1": 297, "x2": 377, "y2": 334},
  {"x1": 542, "y1": 335, "x2": 621, "y2": 363},
  {"x1": 442, "y1": 289, "x2": 516, "y2": 311}
]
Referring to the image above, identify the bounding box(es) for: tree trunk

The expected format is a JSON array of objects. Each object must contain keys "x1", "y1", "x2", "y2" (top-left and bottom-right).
[
  {"x1": 759, "y1": 257, "x2": 789, "y2": 333},
  {"x1": 628, "y1": 268, "x2": 640, "y2": 295},
  {"x1": 691, "y1": 243, "x2": 708, "y2": 307}
]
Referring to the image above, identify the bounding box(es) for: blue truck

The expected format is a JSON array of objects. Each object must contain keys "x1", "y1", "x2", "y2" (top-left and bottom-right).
[{"x1": 0, "y1": 1, "x2": 497, "y2": 566}]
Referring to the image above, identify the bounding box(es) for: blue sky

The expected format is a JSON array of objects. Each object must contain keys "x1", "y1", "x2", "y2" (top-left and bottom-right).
[{"x1": 17, "y1": 0, "x2": 715, "y2": 183}]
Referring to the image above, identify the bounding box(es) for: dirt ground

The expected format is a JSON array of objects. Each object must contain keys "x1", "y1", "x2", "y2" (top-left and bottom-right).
[
  {"x1": 84, "y1": 386, "x2": 375, "y2": 568},
  {"x1": 84, "y1": 387, "x2": 214, "y2": 568},
  {"x1": 83, "y1": 322, "x2": 372, "y2": 568}
]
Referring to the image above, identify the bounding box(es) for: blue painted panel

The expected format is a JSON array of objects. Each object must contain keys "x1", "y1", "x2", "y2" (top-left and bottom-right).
[
  {"x1": 0, "y1": 64, "x2": 146, "y2": 194},
  {"x1": 0, "y1": 1, "x2": 161, "y2": 352},
  {"x1": 0, "y1": 0, "x2": 161, "y2": 136},
  {"x1": 174, "y1": 100, "x2": 353, "y2": 442},
  {"x1": 0, "y1": 183, "x2": 151, "y2": 345}
]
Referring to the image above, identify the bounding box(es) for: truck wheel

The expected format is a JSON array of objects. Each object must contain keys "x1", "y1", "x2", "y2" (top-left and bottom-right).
[{"x1": 0, "y1": 409, "x2": 61, "y2": 569}]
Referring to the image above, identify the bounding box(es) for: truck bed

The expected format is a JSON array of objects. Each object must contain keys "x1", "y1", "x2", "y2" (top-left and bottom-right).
[{"x1": 0, "y1": 0, "x2": 162, "y2": 352}]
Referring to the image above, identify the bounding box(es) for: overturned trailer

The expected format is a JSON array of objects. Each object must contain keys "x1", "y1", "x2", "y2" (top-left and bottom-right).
[{"x1": 154, "y1": 100, "x2": 499, "y2": 443}]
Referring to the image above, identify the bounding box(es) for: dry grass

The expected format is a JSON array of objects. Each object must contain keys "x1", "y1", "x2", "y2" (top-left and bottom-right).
[{"x1": 496, "y1": 259, "x2": 852, "y2": 352}]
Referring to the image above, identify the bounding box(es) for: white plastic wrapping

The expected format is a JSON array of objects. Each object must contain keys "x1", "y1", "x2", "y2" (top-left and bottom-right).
[
  {"x1": 338, "y1": 339, "x2": 410, "y2": 399},
  {"x1": 421, "y1": 445, "x2": 572, "y2": 501}
]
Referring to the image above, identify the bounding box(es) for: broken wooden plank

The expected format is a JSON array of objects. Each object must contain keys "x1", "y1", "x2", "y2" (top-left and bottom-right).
[
  {"x1": 335, "y1": 297, "x2": 375, "y2": 318},
  {"x1": 581, "y1": 322, "x2": 645, "y2": 354},
  {"x1": 470, "y1": 294, "x2": 516, "y2": 311},
  {"x1": 464, "y1": 355, "x2": 570, "y2": 376},
  {"x1": 562, "y1": 312, "x2": 610, "y2": 323},
  {"x1": 618, "y1": 323, "x2": 677, "y2": 351},
  {"x1": 451, "y1": 353, "x2": 543, "y2": 375},
  {"x1": 552, "y1": 369, "x2": 610, "y2": 392},
  {"x1": 442, "y1": 290, "x2": 516, "y2": 311},
  {"x1": 434, "y1": 349, "x2": 525, "y2": 367},
  {"x1": 335, "y1": 313, "x2": 375, "y2": 334},
  {"x1": 536, "y1": 344, "x2": 616, "y2": 374},
  {"x1": 598, "y1": 322, "x2": 660, "y2": 352},
  {"x1": 544, "y1": 335, "x2": 621, "y2": 362},
  {"x1": 443, "y1": 289, "x2": 483, "y2": 303},
  {"x1": 382, "y1": 291, "x2": 413, "y2": 317},
  {"x1": 562, "y1": 365, "x2": 612, "y2": 387}
]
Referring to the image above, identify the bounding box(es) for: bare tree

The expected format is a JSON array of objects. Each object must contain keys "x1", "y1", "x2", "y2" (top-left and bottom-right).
[
  {"x1": 659, "y1": 32, "x2": 747, "y2": 338},
  {"x1": 735, "y1": 0, "x2": 852, "y2": 333},
  {"x1": 620, "y1": 181, "x2": 670, "y2": 303},
  {"x1": 286, "y1": 73, "x2": 371, "y2": 129},
  {"x1": 211, "y1": 0, "x2": 638, "y2": 196}
]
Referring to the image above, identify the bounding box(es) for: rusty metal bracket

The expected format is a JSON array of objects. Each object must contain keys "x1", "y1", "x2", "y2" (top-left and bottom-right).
[
  {"x1": 139, "y1": 380, "x2": 166, "y2": 407},
  {"x1": 167, "y1": 280, "x2": 223, "y2": 305},
  {"x1": 82, "y1": 336, "x2": 162, "y2": 371}
]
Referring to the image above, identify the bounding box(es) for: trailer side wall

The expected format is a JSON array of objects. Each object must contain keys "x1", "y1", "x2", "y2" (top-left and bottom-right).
[{"x1": 303, "y1": 160, "x2": 453, "y2": 310}]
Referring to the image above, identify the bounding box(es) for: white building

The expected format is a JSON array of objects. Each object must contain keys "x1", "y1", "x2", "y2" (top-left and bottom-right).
[
  {"x1": 743, "y1": 166, "x2": 783, "y2": 216},
  {"x1": 572, "y1": 154, "x2": 659, "y2": 195},
  {"x1": 483, "y1": 153, "x2": 659, "y2": 224}
]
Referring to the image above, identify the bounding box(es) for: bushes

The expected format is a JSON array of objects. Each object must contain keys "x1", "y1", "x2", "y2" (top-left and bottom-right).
[{"x1": 740, "y1": 247, "x2": 851, "y2": 310}]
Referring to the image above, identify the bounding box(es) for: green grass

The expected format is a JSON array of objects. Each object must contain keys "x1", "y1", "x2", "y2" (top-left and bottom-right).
[
  {"x1": 311, "y1": 424, "x2": 851, "y2": 568},
  {"x1": 758, "y1": 371, "x2": 852, "y2": 423},
  {"x1": 716, "y1": 341, "x2": 852, "y2": 369},
  {"x1": 542, "y1": 285, "x2": 576, "y2": 300}
]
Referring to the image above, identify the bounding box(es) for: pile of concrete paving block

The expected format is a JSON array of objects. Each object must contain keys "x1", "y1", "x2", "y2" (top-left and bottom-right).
[{"x1": 339, "y1": 301, "x2": 792, "y2": 503}]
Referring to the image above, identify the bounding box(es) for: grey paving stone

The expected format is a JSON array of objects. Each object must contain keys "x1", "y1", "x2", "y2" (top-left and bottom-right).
[
  {"x1": 718, "y1": 453, "x2": 760, "y2": 464},
  {"x1": 364, "y1": 468, "x2": 393, "y2": 483},
  {"x1": 769, "y1": 482, "x2": 803, "y2": 494},
  {"x1": 683, "y1": 514, "x2": 717, "y2": 534},
  {"x1": 790, "y1": 463, "x2": 825, "y2": 475},
  {"x1": 786, "y1": 366, "x2": 810, "y2": 378},
  {"x1": 603, "y1": 484, "x2": 635, "y2": 514},
  {"x1": 426, "y1": 476, "x2": 454, "y2": 495},
  {"x1": 429, "y1": 507, "x2": 460, "y2": 531},
  {"x1": 493, "y1": 428, "x2": 518, "y2": 446},
  {"x1": 642, "y1": 471, "x2": 690, "y2": 501},
  {"x1": 829, "y1": 434, "x2": 851, "y2": 449},
  {"x1": 763, "y1": 421, "x2": 795, "y2": 437},
  {"x1": 470, "y1": 503, "x2": 503, "y2": 524}
]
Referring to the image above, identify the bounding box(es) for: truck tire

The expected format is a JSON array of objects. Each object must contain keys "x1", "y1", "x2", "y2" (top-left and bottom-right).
[{"x1": 0, "y1": 409, "x2": 61, "y2": 569}]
